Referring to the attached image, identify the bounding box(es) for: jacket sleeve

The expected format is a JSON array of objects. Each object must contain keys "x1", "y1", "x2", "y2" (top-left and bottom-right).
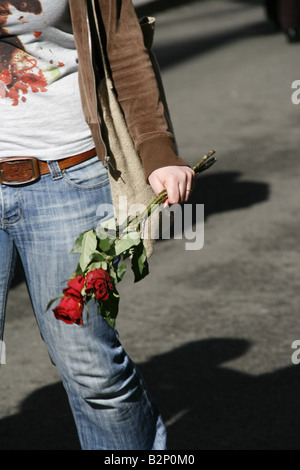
[{"x1": 98, "y1": 0, "x2": 188, "y2": 180}]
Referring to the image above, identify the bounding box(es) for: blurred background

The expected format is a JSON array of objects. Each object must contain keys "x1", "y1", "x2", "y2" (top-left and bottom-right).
[{"x1": 0, "y1": 0, "x2": 299, "y2": 450}]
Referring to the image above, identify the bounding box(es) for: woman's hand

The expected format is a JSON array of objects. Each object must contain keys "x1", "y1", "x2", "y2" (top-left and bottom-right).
[{"x1": 148, "y1": 165, "x2": 195, "y2": 206}]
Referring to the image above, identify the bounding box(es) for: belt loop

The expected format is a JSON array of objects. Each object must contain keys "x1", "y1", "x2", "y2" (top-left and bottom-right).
[{"x1": 47, "y1": 161, "x2": 63, "y2": 180}]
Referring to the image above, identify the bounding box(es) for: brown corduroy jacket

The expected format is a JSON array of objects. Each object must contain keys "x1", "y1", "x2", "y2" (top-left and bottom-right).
[{"x1": 68, "y1": 0, "x2": 187, "y2": 181}]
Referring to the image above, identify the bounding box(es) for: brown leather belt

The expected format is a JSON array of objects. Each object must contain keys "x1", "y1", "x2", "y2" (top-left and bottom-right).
[{"x1": 0, "y1": 148, "x2": 97, "y2": 186}]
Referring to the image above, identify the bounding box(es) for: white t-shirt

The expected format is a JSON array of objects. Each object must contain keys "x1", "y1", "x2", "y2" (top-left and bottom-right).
[{"x1": 0, "y1": 0, "x2": 95, "y2": 160}]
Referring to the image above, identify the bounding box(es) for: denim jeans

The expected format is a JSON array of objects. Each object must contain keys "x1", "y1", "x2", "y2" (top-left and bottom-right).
[{"x1": 0, "y1": 156, "x2": 166, "y2": 450}]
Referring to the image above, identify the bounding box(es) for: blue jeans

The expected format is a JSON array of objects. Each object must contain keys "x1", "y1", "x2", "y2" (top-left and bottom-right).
[{"x1": 0, "y1": 156, "x2": 166, "y2": 450}]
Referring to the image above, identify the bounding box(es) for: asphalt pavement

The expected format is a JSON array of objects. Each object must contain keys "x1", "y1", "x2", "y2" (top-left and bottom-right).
[{"x1": 1, "y1": 0, "x2": 300, "y2": 450}]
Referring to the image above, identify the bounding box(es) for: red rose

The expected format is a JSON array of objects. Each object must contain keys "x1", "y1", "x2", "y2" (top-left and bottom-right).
[
  {"x1": 53, "y1": 295, "x2": 84, "y2": 325},
  {"x1": 85, "y1": 269, "x2": 114, "y2": 300},
  {"x1": 63, "y1": 275, "x2": 85, "y2": 299}
]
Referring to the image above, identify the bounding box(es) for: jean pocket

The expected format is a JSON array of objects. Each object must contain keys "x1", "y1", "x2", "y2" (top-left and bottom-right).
[{"x1": 63, "y1": 156, "x2": 110, "y2": 190}]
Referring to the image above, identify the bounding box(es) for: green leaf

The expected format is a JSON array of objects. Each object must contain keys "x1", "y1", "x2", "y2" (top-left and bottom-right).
[
  {"x1": 98, "y1": 235, "x2": 115, "y2": 254},
  {"x1": 87, "y1": 260, "x2": 108, "y2": 272},
  {"x1": 107, "y1": 266, "x2": 118, "y2": 284},
  {"x1": 116, "y1": 262, "x2": 127, "y2": 282},
  {"x1": 98, "y1": 288, "x2": 120, "y2": 328},
  {"x1": 79, "y1": 230, "x2": 98, "y2": 273},
  {"x1": 131, "y1": 242, "x2": 149, "y2": 283},
  {"x1": 114, "y1": 232, "x2": 141, "y2": 256},
  {"x1": 90, "y1": 251, "x2": 109, "y2": 262},
  {"x1": 70, "y1": 229, "x2": 90, "y2": 254}
]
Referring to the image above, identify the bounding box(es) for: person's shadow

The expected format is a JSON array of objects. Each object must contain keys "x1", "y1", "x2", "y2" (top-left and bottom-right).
[
  {"x1": 0, "y1": 337, "x2": 299, "y2": 450},
  {"x1": 187, "y1": 170, "x2": 269, "y2": 220},
  {"x1": 139, "y1": 339, "x2": 300, "y2": 450},
  {"x1": 156, "y1": 170, "x2": 269, "y2": 242}
]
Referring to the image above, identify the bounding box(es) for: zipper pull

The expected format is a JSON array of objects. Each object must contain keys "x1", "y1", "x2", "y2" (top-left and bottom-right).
[{"x1": 104, "y1": 155, "x2": 116, "y2": 171}]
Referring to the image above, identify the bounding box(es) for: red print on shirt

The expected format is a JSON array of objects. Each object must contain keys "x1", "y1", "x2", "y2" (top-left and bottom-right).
[{"x1": 0, "y1": 0, "x2": 48, "y2": 105}]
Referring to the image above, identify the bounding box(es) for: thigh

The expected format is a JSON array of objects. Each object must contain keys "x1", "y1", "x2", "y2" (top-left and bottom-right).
[
  {"x1": 10, "y1": 157, "x2": 117, "y2": 366},
  {"x1": 15, "y1": 156, "x2": 112, "y2": 301}
]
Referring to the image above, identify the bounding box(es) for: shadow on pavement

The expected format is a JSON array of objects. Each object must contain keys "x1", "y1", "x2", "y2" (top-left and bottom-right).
[
  {"x1": 154, "y1": 20, "x2": 277, "y2": 70},
  {"x1": 135, "y1": 0, "x2": 204, "y2": 17},
  {"x1": 158, "y1": 171, "x2": 269, "y2": 241},
  {"x1": 0, "y1": 379, "x2": 80, "y2": 450},
  {"x1": 0, "y1": 337, "x2": 299, "y2": 450},
  {"x1": 136, "y1": 0, "x2": 265, "y2": 18},
  {"x1": 136, "y1": 0, "x2": 278, "y2": 71},
  {"x1": 188, "y1": 171, "x2": 269, "y2": 219},
  {"x1": 140, "y1": 338, "x2": 300, "y2": 450}
]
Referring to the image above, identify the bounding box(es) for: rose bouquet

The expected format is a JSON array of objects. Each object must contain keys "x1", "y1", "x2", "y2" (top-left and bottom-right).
[{"x1": 49, "y1": 150, "x2": 217, "y2": 328}]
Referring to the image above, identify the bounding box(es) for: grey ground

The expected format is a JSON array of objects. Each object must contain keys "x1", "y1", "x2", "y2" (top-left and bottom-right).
[{"x1": 1, "y1": 0, "x2": 299, "y2": 450}]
